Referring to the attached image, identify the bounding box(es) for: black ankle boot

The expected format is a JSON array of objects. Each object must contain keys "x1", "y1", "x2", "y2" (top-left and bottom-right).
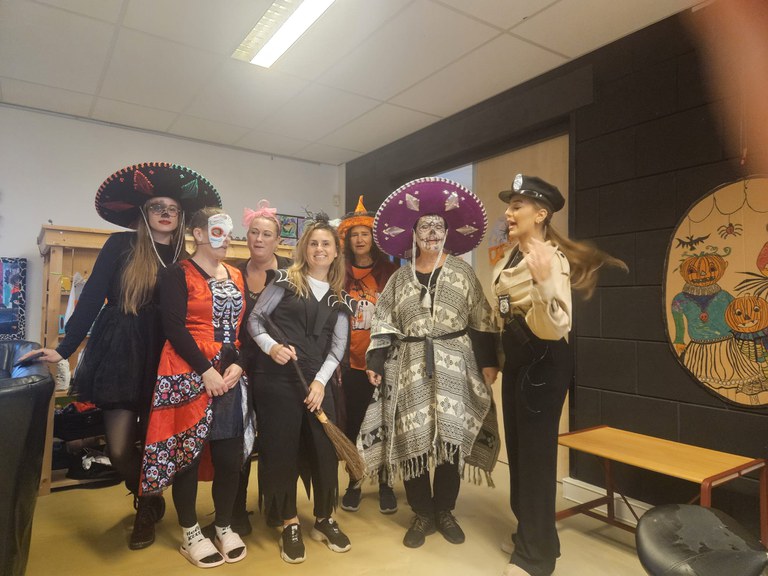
[{"x1": 129, "y1": 496, "x2": 162, "y2": 550}]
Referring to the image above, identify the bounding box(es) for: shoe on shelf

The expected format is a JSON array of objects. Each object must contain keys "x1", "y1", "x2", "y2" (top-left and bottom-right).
[
  {"x1": 435, "y1": 510, "x2": 465, "y2": 544},
  {"x1": 341, "y1": 487, "x2": 362, "y2": 512},
  {"x1": 403, "y1": 513, "x2": 435, "y2": 548},
  {"x1": 129, "y1": 496, "x2": 162, "y2": 550},
  {"x1": 378, "y1": 484, "x2": 398, "y2": 514},
  {"x1": 214, "y1": 529, "x2": 247, "y2": 563},
  {"x1": 501, "y1": 532, "x2": 516, "y2": 555},
  {"x1": 310, "y1": 517, "x2": 351, "y2": 552},
  {"x1": 179, "y1": 538, "x2": 225, "y2": 568},
  {"x1": 280, "y1": 523, "x2": 306, "y2": 564}
]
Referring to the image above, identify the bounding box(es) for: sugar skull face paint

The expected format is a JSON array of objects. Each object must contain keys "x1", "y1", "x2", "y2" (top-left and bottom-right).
[
  {"x1": 208, "y1": 213, "x2": 233, "y2": 248},
  {"x1": 414, "y1": 214, "x2": 447, "y2": 252}
]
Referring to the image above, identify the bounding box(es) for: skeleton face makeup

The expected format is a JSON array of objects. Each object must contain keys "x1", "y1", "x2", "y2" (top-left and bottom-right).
[
  {"x1": 414, "y1": 215, "x2": 447, "y2": 252},
  {"x1": 208, "y1": 213, "x2": 233, "y2": 248}
]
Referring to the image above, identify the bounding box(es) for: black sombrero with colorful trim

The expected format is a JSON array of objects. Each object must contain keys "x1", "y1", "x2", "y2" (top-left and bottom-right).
[{"x1": 95, "y1": 162, "x2": 222, "y2": 228}]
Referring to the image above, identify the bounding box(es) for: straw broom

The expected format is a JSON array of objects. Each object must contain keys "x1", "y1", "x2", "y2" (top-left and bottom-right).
[{"x1": 259, "y1": 313, "x2": 366, "y2": 482}]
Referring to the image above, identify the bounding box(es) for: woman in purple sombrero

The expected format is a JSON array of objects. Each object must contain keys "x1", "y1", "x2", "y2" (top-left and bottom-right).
[
  {"x1": 19, "y1": 162, "x2": 221, "y2": 550},
  {"x1": 359, "y1": 177, "x2": 500, "y2": 549}
]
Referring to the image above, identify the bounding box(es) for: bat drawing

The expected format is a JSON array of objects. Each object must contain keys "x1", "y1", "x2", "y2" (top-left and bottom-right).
[{"x1": 675, "y1": 234, "x2": 710, "y2": 250}]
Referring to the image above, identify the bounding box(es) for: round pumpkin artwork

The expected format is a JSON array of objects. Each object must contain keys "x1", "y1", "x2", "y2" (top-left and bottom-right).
[{"x1": 665, "y1": 177, "x2": 768, "y2": 406}]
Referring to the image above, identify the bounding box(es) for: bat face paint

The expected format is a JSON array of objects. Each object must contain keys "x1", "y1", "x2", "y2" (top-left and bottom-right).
[
  {"x1": 208, "y1": 213, "x2": 233, "y2": 248},
  {"x1": 415, "y1": 215, "x2": 446, "y2": 252}
]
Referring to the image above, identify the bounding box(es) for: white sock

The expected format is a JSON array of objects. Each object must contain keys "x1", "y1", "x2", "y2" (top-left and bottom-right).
[
  {"x1": 215, "y1": 525, "x2": 232, "y2": 540},
  {"x1": 182, "y1": 523, "x2": 205, "y2": 548}
]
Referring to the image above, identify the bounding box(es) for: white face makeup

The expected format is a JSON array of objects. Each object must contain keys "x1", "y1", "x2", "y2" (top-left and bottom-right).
[
  {"x1": 208, "y1": 213, "x2": 233, "y2": 248},
  {"x1": 414, "y1": 215, "x2": 447, "y2": 252}
]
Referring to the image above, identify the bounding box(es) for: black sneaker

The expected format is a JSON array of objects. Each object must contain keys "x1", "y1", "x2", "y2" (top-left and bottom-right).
[
  {"x1": 403, "y1": 513, "x2": 435, "y2": 548},
  {"x1": 310, "y1": 517, "x2": 351, "y2": 552},
  {"x1": 280, "y1": 523, "x2": 306, "y2": 564},
  {"x1": 341, "y1": 487, "x2": 361, "y2": 512},
  {"x1": 435, "y1": 510, "x2": 465, "y2": 544},
  {"x1": 378, "y1": 484, "x2": 398, "y2": 514}
]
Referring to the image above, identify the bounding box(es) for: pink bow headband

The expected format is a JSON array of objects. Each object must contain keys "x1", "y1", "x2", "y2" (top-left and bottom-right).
[{"x1": 243, "y1": 199, "x2": 279, "y2": 228}]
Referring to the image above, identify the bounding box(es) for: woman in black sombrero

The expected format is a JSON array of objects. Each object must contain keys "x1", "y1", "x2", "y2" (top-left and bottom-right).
[{"x1": 19, "y1": 162, "x2": 221, "y2": 550}]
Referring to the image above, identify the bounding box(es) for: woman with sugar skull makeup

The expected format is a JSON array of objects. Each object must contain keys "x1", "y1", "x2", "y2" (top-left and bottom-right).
[
  {"x1": 359, "y1": 178, "x2": 500, "y2": 550},
  {"x1": 140, "y1": 207, "x2": 256, "y2": 569},
  {"x1": 19, "y1": 162, "x2": 221, "y2": 551}
]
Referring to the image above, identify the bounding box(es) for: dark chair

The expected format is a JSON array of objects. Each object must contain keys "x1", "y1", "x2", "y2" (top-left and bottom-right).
[
  {"x1": 636, "y1": 503, "x2": 768, "y2": 576},
  {"x1": 0, "y1": 341, "x2": 54, "y2": 576}
]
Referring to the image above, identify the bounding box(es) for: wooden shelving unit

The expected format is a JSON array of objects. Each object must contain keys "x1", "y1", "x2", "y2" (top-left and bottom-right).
[{"x1": 37, "y1": 224, "x2": 292, "y2": 494}]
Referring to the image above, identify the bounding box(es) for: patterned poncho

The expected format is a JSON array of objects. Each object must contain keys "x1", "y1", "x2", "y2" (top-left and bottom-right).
[{"x1": 358, "y1": 255, "x2": 500, "y2": 484}]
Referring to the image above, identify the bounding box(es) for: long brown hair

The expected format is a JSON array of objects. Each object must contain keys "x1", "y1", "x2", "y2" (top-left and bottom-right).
[
  {"x1": 120, "y1": 202, "x2": 186, "y2": 314},
  {"x1": 287, "y1": 220, "x2": 345, "y2": 300},
  {"x1": 540, "y1": 207, "x2": 627, "y2": 299}
]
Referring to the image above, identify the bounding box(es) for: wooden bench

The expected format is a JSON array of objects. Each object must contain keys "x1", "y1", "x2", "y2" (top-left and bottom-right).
[{"x1": 557, "y1": 426, "x2": 768, "y2": 546}]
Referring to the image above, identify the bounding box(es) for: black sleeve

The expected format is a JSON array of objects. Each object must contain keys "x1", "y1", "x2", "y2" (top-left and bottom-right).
[
  {"x1": 470, "y1": 328, "x2": 498, "y2": 369},
  {"x1": 56, "y1": 233, "x2": 128, "y2": 359},
  {"x1": 160, "y1": 265, "x2": 212, "y2": 376},
  {"x1": 365, "y1": 347, "x2": 388, "y2": 375}
]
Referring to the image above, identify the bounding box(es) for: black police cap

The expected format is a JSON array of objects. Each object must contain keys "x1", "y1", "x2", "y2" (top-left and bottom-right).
[{"x1": 498, "y1": 174, "x2": 565, "y2": 213}]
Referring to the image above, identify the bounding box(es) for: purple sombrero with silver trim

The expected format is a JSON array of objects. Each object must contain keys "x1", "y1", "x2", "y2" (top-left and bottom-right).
[
  {"x1": 95, "y1": 162, "x2": 222, "y2": 228},
  {"x1": 373, "y1": 177, "x2": 487, "y2": 258}
]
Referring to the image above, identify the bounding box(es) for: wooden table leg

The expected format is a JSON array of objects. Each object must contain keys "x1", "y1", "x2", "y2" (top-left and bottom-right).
[
  {"x1": 760, "y1": 465, "x2": 767, "y2": 547},
  {"x1": 604, "y1": 459, "x2": 615, "y2": 522}
]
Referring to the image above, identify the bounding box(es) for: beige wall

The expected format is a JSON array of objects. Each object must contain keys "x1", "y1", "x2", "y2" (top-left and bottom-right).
[{"x1": 472, "y1": 134, "x2": 570, "y2": 479}]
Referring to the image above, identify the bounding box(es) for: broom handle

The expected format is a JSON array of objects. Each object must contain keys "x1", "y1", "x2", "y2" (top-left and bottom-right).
[{"x1": 259, "y1": 313, "x2": 315, "y2": 399}]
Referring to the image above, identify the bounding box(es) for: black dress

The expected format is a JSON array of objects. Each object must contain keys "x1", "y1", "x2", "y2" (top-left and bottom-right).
[{"x1": 59, "y1": 232, "x2": 174, "y2": 412}]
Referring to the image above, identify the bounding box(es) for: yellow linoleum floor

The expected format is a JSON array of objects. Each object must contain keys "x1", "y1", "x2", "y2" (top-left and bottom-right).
[{"x1": 26, "y1": 461, "x2": 644, "y2": 576}]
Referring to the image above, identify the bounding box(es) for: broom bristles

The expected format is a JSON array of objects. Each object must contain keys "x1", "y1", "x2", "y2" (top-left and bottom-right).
[{"x1": 316, "y1": 409, "x2": 366, "y2": 482}]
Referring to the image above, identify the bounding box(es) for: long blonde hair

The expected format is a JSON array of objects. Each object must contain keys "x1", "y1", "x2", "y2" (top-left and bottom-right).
[
  {"x1": 287, "y1": 220, "x2": 345, "y2": 300},
  {"x1": 542, "y1": 211, "x2": 627, "y2": 299},
  {"x1": 120, "y1": 203, "x2": 187, "y2": 314}
]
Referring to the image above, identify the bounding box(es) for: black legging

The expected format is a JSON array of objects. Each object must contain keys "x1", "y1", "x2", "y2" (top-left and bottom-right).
[
  {"x1": 403, "y1": 456, "x2": 460, "y2": 514},
  {"x1": 172, "y1": 437, "x2": 243, "y2": 528},
  {"x1": 102, "y1": 409, "x2": 141, "y2": 495}
]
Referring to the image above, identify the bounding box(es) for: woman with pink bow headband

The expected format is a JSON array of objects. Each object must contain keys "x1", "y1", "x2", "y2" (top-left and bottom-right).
[{"x1": 202, "y1": 199, "x2": 292, "y2": 539}]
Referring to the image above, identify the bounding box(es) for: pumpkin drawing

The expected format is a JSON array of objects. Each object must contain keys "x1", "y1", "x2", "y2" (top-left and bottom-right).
[
  {"x1": 679, "y1": 253, "x2": 728, "y2": 286},
  {"x1": 725, "y1": 294, "x2": 768, "y2": 333}
]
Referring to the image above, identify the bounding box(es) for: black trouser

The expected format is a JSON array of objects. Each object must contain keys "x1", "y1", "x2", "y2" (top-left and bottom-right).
[
  {"x1": 501, "y1": 323, "x2": 572, "y2": 576},
  {"x1": 255, "y1": 371, "x2": 338, "y2": 521},
  {"x1": 403, "y1": 456, "x2": 460, "y2": 515},
  {"x1": 172, "y1": 437, "x2": 242, "y2": 528}
]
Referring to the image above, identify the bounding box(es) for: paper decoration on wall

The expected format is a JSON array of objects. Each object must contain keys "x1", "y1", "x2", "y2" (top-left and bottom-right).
[
  {"x1": 488, "y1": 214, "x2": 512, "y2": 266},
  {"x1": 276, "y1": 214, "x2": 306, "y2": 246},
  {"x1": 0, "y1": 257, "x2": 27, "y2": 340},
  {"x1": 664, "y1": 177, "x2": 768, "y2": 407}
]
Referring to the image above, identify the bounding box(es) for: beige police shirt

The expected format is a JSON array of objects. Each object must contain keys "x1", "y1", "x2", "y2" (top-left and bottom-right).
[{"x1": 491, "y1": 242, "x2": 572, "y2": 341}]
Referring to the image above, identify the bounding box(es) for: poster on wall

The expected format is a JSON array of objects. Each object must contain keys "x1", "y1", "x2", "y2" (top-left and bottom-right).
[
  {"x1": 0, "y1": 257, "x2": 27, "y2": 340},
  {"x1": 277, "y1": 214, "x2": 305, "y2": 246},
  {"x1": 664, "y1": 177, "x2": 768, "y2": 407}
]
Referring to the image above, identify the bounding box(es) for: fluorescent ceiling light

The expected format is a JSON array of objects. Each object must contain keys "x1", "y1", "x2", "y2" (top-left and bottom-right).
[{"x1": 233, "y1": 0, "x2": 336, "y2": 69}]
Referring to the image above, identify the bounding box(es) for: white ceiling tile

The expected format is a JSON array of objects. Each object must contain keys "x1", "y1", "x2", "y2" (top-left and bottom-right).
[
  {"x1": 512, "y1": 0, "x2": 701, "y2": 58},
  {"x1": 168, "y1": 115, "x2": 250, "y2": 146},
  {"x1": 235, "y1": 130, "x2": 312, "y2": 157},
  {"x1": 260, "y1": 84, "x2": 380, "y2": 142},
  {"x1": 317, "y1": 0, "x2": 498, "y2": 100},
  {"x1": 271, "y1": 0, "x2": 412, "y2": 80},
  {"x1": 122, "y1": 0, "x2": 273, "y2": 55},
  {"x1": 0, "y1": 1, "x2": 114, "y2": 92},
  {"x1": 391, "y1": 34, "x2": 568, "y2": 117},
  {"x1": 320, "y1": 103, "x2": 440, "y2": 153},
  {"x1": 292, "y1": 143, "x2": 361, "y2": 166},
  {"x1": 436, "y1": 0, "x2": 557, "y2": 30},
  {"x1": 0, "y1": 78, "x2": 93, "y2": 116},
  {"x1": 91, "y1": 98, "x2": 177, "y2": 132},
  {"x1": 184, "y1": 60, "x2": 308, "y2": 128},
  {"x1": 33, "y1": 0, "x2": 124, "y2": 22},
  {"x1": 99, "y1": 28, "x2": 222, "y2": 112}
]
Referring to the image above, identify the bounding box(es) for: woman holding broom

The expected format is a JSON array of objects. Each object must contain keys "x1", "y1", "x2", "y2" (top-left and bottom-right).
[{"x1": 247, "y1": 212, "x2": 356, "y2": 564}]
